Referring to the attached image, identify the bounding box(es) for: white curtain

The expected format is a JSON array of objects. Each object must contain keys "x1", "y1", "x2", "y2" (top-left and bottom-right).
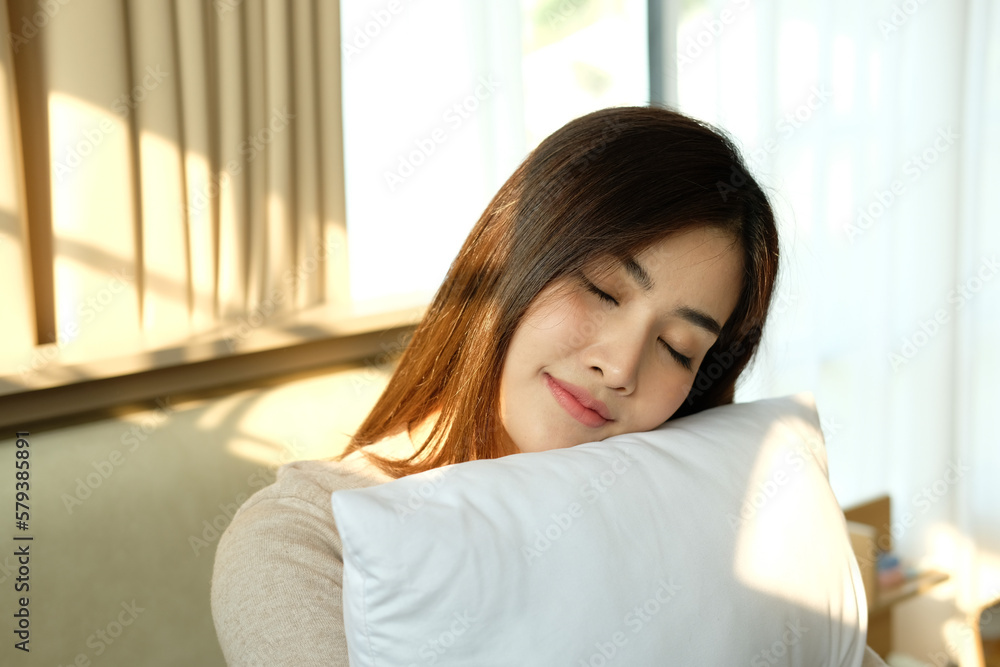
[
  {"x1": 339, "y1": 0, "x2": 649, "y2": 304},
  {"x1": 672, "y1": 0, "x2": 999, "y2": 654}
]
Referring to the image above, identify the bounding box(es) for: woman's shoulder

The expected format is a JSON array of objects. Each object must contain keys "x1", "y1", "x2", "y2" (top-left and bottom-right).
[
  {"x1": 237, "y1": 454, "x2": 390, "y2": 518},
  {"x1": 223, "y1": 430, "x2": 414, "y2": 539},
  {"x1": 213, "y1": 455, "x2": 391, "y2": 575},
  {"x1": 216, "y1": 449, "x2": 399, "y2": 562},
  {"x1": 214, "y1": 433, "x2": 417, "y2": 564},
  {"x1": 210, "y1": 451, "x2": 397, "y2": 664}
]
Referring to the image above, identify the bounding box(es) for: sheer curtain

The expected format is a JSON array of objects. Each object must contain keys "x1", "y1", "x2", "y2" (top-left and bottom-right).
[
  {"x1": 340, "y1": 0, "x2": 649, "y2": 303},
  {"x1": 671, "y1": 0, "x2": 1000, "y2": 653}
]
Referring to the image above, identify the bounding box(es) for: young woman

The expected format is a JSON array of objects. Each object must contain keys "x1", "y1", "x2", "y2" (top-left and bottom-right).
[
  {"x1": 342, "y1": 105, "x2": 778, "y2": 474},
  {"x1": 211, "y1": 105, "x2": 779, "y2": 665}
]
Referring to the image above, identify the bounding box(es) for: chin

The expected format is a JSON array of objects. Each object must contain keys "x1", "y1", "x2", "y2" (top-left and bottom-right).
[{"x1": 515, "y1": 428, "x2": 598, "y2": 454}]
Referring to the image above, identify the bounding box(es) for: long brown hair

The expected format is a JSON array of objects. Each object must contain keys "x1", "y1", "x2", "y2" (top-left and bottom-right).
[{"x1": 340, "y1": 106, "x2": 780, "y2": 477}]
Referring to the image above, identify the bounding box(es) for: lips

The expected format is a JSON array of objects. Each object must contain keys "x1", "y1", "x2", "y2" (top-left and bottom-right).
[{"x1": 543, "y1": 373, "x2": 612, "y2": 428}]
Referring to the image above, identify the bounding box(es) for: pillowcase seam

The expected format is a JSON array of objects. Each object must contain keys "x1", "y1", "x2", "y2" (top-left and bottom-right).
[{"x1": 337, "y1": 496, "x2": 378, "y2": 666}]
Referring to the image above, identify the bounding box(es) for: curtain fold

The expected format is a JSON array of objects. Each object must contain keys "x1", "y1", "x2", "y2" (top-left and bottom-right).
[
  {"x1": 264, "y1": 0, "x2": 294, "y2": 313},
  {"x1": 956, "y1": 0, "x2": 1000, "y2": 615},
  {"x1": 292, "y1": 0, "x2": 323, "y2": 309},
  {"x1": 175, "y1": 0, "x2": 216, "y2": 331},
  {"x1": 317, "y1": 0, "x2": 348, "y2": 307},
  {"x1": 243, "y1": 0, "x2": 267, "y2": 313},
  {"x1": 128, "y1": 0, "x2": 190, "y2": 342},
  {"x1": 0, "y1": 0, "x2": 34, "y2": 356},
  {"x1": 0, "y1": 0, "x2": 347, "y2": 377},
  {"x1": 214, "y1": 0, "x2": 247, "y2": 320}
]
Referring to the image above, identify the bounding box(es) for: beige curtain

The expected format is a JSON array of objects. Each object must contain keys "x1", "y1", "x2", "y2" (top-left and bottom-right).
[
  {"x1": 0, "y1": 0, "x2": 33, "y2": 358},
  {"x1": 0, "y1": 0, "x2": 347, "y2": 381}
]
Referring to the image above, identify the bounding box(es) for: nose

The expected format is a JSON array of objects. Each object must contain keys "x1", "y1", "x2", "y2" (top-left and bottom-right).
[{"x1": 584, "y1": 325, "x2": 644, "y2": 395}]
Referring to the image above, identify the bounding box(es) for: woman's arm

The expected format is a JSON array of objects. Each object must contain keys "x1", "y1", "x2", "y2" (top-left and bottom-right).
[{"x1": 211, "y1": 461, "x2": 382, "y2": 666}]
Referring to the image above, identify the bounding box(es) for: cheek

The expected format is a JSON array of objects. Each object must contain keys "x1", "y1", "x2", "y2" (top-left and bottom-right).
[
  {"x1": 545, "y1": 296, "x2": 609, "y2": 356},
  {"x1": 512, "y1": 292, "x2": 593, "y2": 359},
  {"x1": 632, "y1": 373, "x2": 693, "y2": 429}
]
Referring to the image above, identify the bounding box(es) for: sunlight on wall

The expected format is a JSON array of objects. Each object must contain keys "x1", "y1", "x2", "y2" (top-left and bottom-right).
[{"x1": 206, "y1": 366, "x2": 393, "y2": 467}]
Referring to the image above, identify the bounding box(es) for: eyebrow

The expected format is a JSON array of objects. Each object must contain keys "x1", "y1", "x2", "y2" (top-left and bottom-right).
[
  {"x1": 623, "y1": 257, "x2": 653, "y2": 291},
  {"x1": 620, "y1": 256, "x2": 724, "y2": 337}
]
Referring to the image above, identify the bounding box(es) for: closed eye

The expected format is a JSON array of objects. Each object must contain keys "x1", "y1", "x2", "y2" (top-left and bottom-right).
[
  {"x1": 659, "y1": 339, "x2": 693, "y2": 371},
  {"x1": 580, "y1": 275, "x2": 619, "y2": 306},
  {"x1": 580, "y1": 272, "x2": 695, "y2": 371}
]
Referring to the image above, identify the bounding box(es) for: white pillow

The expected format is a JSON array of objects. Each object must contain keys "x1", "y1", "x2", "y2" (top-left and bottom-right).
[{"x1": 330, "y1": 394, "x2": 867, "y2": 666}]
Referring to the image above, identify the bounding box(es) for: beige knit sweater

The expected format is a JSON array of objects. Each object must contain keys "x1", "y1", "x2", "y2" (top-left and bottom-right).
[
  {"x1": 211, "y1": 447, "x2": 395, "y2": 666},
  {"x1": 211, "y1": 442, "x2": 889, "y2": 667}
]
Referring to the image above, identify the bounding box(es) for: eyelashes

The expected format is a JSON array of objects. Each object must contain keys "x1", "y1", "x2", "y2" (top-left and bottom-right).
[
  {"x1": 667, "y1": 346, "x2": 694, "y2": 371},
  {"x1": 583, "y1": 279, "x2": 618, "y2": 306},
  {"x1": 576, "y1": 273, "x2": 694, "y2": 371}
]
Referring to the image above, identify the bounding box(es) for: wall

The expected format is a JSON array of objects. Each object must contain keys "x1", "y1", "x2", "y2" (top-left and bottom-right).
[{"x1": 0, "y1": 361, "x2": 389, "y2": 666}]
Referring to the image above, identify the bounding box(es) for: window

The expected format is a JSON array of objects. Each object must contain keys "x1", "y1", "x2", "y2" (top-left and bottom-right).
[{"x1": 341, "y1": 0, "x2": 649, "y2": 303}]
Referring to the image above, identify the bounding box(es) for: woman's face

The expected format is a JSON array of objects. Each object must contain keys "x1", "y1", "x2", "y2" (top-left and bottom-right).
[{"x1": 499, "y1": 227, "x2": 744, "y2": 453}]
